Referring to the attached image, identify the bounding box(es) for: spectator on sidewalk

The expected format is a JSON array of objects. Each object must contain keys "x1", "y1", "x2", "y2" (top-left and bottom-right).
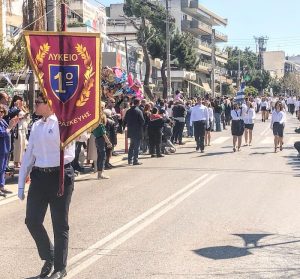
[
  {"x1": 0, "y1": 104, "x2": 18, "y2": 197},
  {"x1": 72, "y1": 132, "x2": 88, "y2": 172},
  {"x1": 104, "y1": 109, "x2": 117, "y2": 170},
  {"x1": 124, "y1": 98, "x2": 145, "y2": 165},
  {"x1": 148, "y1": 107, "x2": 165, "y2": 158},
  {"x1": 171, "y1": 100, "x2": 186, "y2": 145}
]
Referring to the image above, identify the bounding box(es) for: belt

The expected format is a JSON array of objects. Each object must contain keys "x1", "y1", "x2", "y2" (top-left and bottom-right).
[{"x1": 33, "y1": 163, "x2": 72, "y2": 173}]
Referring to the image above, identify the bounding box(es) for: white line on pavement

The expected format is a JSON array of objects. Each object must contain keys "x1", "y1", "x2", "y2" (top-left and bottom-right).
[
  {"x1": 67, "y1": 173, "x2": 217, "y2": 278},
  {"x1": 68, "y1": 174, "x2": 208, "y2": 266}
]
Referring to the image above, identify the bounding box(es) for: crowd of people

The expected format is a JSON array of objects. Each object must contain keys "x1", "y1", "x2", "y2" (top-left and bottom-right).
[{"x1": 1, "y1": 90, "x2": 300, "y2": 198}]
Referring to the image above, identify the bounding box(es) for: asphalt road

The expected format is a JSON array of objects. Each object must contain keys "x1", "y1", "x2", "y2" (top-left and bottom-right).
[{"x1": 1, "y1": 112, "x2": 300, "y2": 279}]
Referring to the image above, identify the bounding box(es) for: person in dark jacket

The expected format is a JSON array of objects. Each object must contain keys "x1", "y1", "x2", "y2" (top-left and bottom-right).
[
  {"x1": 171, "y1": 101, "x2": 186, "y2": 144},
  {"x1": 124, "y1": 99, "x2": 145, "y2": 165},
  {"x1": 148, "y1": 107, "x2": 164, "y2": 158},
  {"x1": 104, "y1": 109, "x2": 117, "y2": 169}
]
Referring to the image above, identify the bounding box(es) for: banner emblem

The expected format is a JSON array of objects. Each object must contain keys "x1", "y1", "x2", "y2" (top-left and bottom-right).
[
  {"x1": 24, "y1": 31, "x2": 101, "y2": 149},
  {"x1": 50, "y1": 65, "x2": 79, "y2": 103}
]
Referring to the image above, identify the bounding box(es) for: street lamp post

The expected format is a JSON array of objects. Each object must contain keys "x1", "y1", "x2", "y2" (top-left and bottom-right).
[{"x1": 166, "y1": 0, "x2": 171, "y2": 99}]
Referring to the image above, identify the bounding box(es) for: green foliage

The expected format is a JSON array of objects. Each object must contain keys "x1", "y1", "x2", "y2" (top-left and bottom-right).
[
  {"x1": 0, "y1": 39, "x2": 25, "y2": 72},
  {"x1": 248, "y1": 70, "x2": 271, "y2": 91},
  {"x1": 225, "y1": 47, "x2": 258, "y2": 77},
  {"x1": 279, "y1": 73, "x2": 300, "y2": 94},
  {"x1": 269, "y1": 77, "x2": 282, "y2": 94},
  {"x1": 244, "y1": 86, "x2": 258, "y2": 97}
]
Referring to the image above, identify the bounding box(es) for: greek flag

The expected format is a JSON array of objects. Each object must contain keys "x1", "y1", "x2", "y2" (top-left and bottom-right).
[{"x1": 235, "y1": 81, "x2": 245, "y2": 103}]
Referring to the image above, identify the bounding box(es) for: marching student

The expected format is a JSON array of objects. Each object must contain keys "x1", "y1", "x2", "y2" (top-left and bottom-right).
[
  {"x1": 231, "y1": 103, "x2": 244, "y2": 152},
  {"x1": 243, "y1": 101, "x2": 256, "y2": 146},
  {"x1": 190, "y1": 97, "x2": 209, "y2": 153},
  {"x1": 271, "y1": 101, "x2": 286, "y2": 153},
  {"x1": 18, "y1": 93, "x2": 75, "y2": 279},
  {"x1": 260, "y1": 97, "x2": 268, "y2": 122}
]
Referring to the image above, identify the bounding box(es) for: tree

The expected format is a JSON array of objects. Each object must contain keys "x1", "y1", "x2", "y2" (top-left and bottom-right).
[
  {"x1": 248, "y1": 70, "x2": 271, "y2": 93},
  {"x1": 269, "y1": 77, "x2": 282, "y2": 95},
  {"x1": 244, "y1": 86, "x2": 258, "y2": 97},
  {"x1": 0, "y1": 40, "x2": 25, "y2": 72},
  {"x1": 148, "y1": 31, "x2": 199, "y2": 98},
  {"x1": 124, "y1": 0, "x2": 173, "y2": 100},
  {"x1": 280, "y1": 73, "x2": 300, "y2": 96},
  {"x1": 225, "y1": 47, "x2": 257, "y2": 81}
]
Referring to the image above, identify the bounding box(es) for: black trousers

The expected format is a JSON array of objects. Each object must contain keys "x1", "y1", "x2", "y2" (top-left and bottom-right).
[
  {"x1": 193, "y1": 120, "x2": 206, "y2": 151},
  {"x1": 95, "y1": 136, "x2": 106, "y2": 171},
  {"x1": 171, "y1": 120, "x2": 185, "y2": 144},
  {"x1": 72, "y1": 142, "x2": 87, "y2": 170},
  {"x1": 294, "y1": 141, "x2": 300, "y2": 154},
  {"x1": 25, "y1": 166, "x2": 74, "y2": 271}
]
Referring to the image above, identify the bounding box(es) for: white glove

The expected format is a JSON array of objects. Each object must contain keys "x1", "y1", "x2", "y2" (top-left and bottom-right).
[{"x1": 18, "y1": 188, "x2": 25, "y2": 200}]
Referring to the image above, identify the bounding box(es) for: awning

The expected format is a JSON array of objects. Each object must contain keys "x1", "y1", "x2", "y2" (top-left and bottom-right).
[
  {"x1": 202, "y1": 82, "x2": 212, "y2": 92},
  {"x1": 188, "y1": 80, "x2": 205, "y2": 90}
]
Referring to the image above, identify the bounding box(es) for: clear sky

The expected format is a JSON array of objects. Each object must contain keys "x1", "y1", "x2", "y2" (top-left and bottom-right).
[{"x1": 99, "y1": 0, "x2": 300, "y2": 56}]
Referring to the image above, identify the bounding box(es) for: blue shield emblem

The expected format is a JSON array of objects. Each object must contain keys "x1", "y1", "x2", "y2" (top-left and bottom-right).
[{"x1": 50, "y1": 65, "x2": 79, "y2": 103}]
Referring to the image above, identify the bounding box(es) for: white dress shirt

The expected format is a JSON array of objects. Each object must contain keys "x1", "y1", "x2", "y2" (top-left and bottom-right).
[
  {"x1": 271, "y1": 110, "x2": 286, "y2": 125},
  {"x1": 261, "y1": 101, "x2": 268, "y2": 108},
  {"x1": 190, "y1": 104, "x2": 209, "y2": 126},
  {"x1": 208, "y1": 107, "x2": 214, "y2": 122},
  {"x1": 231, "y1": 109, "x2": 242, "y2": 120},
  {"x1": 243, "y1": 108, "x2": 256, "y2": 124},
  {"x1": 18, "y1": 114, "x2": 75, "y2": 190}
]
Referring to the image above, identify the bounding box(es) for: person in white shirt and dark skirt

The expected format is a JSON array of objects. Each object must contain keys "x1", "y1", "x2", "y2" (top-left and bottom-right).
[
  {"x1": 18, "y1": 93, "x2": 75, "y2": 279},
  {"x1": 271, "y1": 101, "x2": 286, "y2": 153},
  {"x1": 231, "y1": 103, "x2": 245, "y2": 152},
  {"x1": 190, "y1": 98, "x2": 209, "y2": 153},
  {"x1": 204, "y1": 100, "x2": 214, "y2": 146},
  {"x1": 243, "y1": 101, "x2": 256, "y2": 146}
]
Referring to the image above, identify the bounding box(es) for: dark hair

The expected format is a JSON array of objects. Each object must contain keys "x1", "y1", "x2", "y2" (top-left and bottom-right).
[
  {"x1": 37, "y1": 92, "x2": 48, "y2": 103},
  {"x1": 9, "y1": 95, "x2": 23, "y2": 109},
  {"x1": 0, "y1": 92, "x2": 8, "y2": 102},
  {"x1": 275, "y1": 101, "x2": 283, "y2": 111},
  {"x1": 152, "y1": 107, "x2": 158, "y2": 114},
  {"x1": 133, "y1": 99, "x2": 140, "y2": 106}
]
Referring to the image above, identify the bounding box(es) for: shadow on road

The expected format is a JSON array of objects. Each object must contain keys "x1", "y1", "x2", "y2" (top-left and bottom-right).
[{"x1": 193, "y1": 233, "x2": 300, "y2": 260}]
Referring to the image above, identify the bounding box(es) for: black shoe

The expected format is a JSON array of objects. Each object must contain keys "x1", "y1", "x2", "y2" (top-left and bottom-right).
[
  {"x1": 128, "y1": 161, "x2": 133, "y2": 166},
  {"x1": 0, "y1": 188, "x2": 12, "y2": 194},
  {"x1": 49, "y1": 269, "x2": 67, "y2": 279},
  {"x1": 40, "y1": 260, "x2": 54, "y2": 278},
  {"x1": 133, "y1": 162, "x2": 143, "y2": 165},
  {"x1": 200, "y1": 150, "x2": 204, "y2": 153},
  {"x1": 157, "y1": 154, "x2": 164, "y2": 158},
  {"x1": 0, "y1": 191, "x2": 6, "y2": 197},
  {"x1": 178, "y1": 142, "x2": 185, "y2": 145},
  {"x1": 196, "y1": 146, "x2": 200, "y2": 151},
  {"x1": 151, "y1": 155, "x2": 156, "y2": 158},
  {"x1": 104, "y1": 164, "x2": 112, "y2": 170}
]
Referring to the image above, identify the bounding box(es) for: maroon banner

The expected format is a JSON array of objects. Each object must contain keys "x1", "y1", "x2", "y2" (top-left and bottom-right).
[{"x1": 24, "y1": 31, "x2": 101, "y2": 148}]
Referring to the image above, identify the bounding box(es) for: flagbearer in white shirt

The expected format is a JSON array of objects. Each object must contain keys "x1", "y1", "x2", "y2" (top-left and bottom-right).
[
  {"x1": 243, "y1": 101, "x2": 256, "y2": 146},
  {"x1": 190, "y1": 97, "x2": 209, "y2": 153},
  {"x1": 18, "y1": 93, "x2": 75, "y2": 279}
]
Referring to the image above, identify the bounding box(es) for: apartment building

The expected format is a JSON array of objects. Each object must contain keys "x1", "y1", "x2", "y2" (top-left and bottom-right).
[
  {"x1": 158, "y1": 0, "x2": 228, "y2": 95},
  {"x1": 0, "y1": 0, "x2": 23, "y2": 46}
]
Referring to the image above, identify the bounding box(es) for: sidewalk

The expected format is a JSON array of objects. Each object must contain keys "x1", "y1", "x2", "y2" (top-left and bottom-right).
[{"x1": 0, "y1": 132, "x2": 128, "y2": 202}]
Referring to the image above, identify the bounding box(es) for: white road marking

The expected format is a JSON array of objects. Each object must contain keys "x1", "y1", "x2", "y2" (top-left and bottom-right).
[
  {"x1": 211, "y1": 136, "x2": 231, "y2": 145},
  {"x1": 68, "y1": 174, "x2": 208, "y2": 266},
  {"x1": 67, "y1": 174, "x2": 217, "y2": 278}
]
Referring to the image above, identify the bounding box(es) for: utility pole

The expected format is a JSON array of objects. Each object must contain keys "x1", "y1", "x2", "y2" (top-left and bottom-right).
[
  {"x1": 61, "y1": 0, "x2": 67, "y2": 31},
  {"x1": 124, "y1": 37, "x2": 129, "y2": 73},
  {"x1": 237, "y1": 49, "x2": 241, "y2": 90},
  {"x1": 254, "y1": 36, "x2": 268, "y2": 70},
  {"x1": 211, "y1": 29, "x2": 216, "y2": 98},
  {"x1": 166, "y1": 0, "x2": 171, "y2": 99},
  {"x1": 46, "y1": 0, "x2": 56, "y2": 31}
]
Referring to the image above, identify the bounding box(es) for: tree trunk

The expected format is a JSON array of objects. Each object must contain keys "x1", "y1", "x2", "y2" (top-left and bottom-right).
[
  {"x1": 161, "y1": 59, "x2": 167, "y2": 99},
  {"x1": 142, "y1": 44, "x2": 155, "y2": 100}
]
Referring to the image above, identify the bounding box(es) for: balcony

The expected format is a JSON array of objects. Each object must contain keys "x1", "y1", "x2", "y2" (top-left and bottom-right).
[
  {"x1": 157, "y1": 70, "x2": 196, "y2": 81},
  {"x1": 214, "y1": 30, "x2": 228, "y2": 42},
  {"x1": 195, "y1": 40, "x2": 228, "y2": 62},
  {"x1": 181, "y1": 0, "x2": 227, "y2": 27},
  {"x1": 196, "y1": 61, "x2": 211, "y2": 74},
  {"x1": 182, "y1": 19, "x2": 212, "y2": 36}
]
